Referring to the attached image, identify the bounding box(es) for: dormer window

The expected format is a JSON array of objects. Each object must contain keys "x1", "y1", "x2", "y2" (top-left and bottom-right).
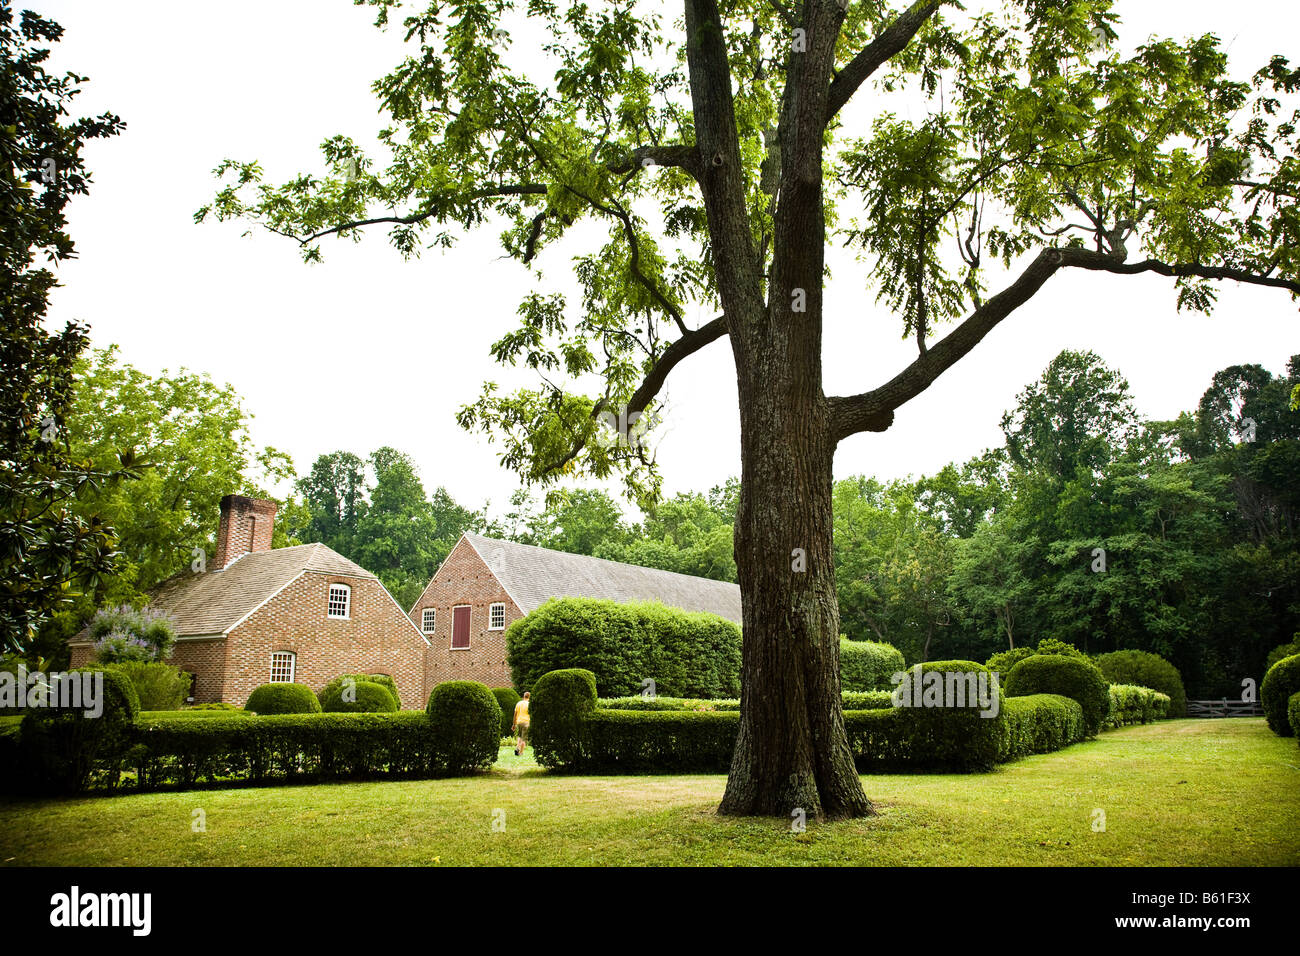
[{"x1": 327, "y1": 583, "x2": 351, "y2": 619}]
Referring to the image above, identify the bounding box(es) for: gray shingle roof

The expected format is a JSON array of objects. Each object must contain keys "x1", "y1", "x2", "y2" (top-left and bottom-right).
[
  {"x1": 73, "y1": 543, "x2": 377, "y2": 641},
  {"x1": 463, "y1": 533, "x2": 742, "y2": 623}
]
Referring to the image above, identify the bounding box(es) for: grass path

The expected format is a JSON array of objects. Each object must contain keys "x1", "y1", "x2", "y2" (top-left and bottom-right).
[{"x1": 1, "y1": 719, "x2": 1296, "y2": 866}]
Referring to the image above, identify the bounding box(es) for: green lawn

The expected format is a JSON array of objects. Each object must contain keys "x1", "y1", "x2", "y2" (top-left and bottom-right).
[{"x1": 1, "y1": 718, "x2": 1296, "y2": 866}]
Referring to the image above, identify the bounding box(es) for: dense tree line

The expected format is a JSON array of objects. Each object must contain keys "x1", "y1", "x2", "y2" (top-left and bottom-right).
[{"x1": 833, "y1": 349, "x2": 1300, "y2": 697}]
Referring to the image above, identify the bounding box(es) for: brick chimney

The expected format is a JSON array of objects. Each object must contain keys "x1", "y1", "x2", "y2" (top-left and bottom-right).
[{"x1": 213, "y1": 495, "x2": 277, "y2": 570}]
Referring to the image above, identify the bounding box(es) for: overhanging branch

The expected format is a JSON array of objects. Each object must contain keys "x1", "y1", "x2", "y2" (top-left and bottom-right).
[{"x1": 828, "y1": 248, "x2": 1300, "y2": 443}]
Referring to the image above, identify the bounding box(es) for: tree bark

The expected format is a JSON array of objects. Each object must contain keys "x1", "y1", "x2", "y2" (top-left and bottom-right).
[{"x1": 717, "y1": 325, "x2": 873, "y2": 820}]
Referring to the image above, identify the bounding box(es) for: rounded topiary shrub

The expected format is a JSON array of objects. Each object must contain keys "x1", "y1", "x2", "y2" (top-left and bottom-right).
[
  {"x1": 839, "y1": 639, "x2": 905, "y2": 692},
  {"x1": 318, "y1": 673, "x2": 401, "y2": 710},
  {"x1": 529, "y1": 668, "x2": 597, "y2": 770},
  {"x1": 18, "y1": 668, "x2": 140, "y2": 794},
  {"x1": 986, "y1": 647, "x2": 1036, "y2": 680},
  {"x1": 320, "y1": 679, "x2": 398, "y2": 713},
  {"x1": 1093, "y1": 649, "x2": 1187, "y2": 717},
  {"x1": 1289, "y1": 692, "x2": 1300, "y2": 740},
  {"x1": 884, "y1": 660, "x2": 1006, "y2": 770},
  {"x1": 1005, "y1": 655, "x2": 1111, "y2": 737},
  {"x1": 425, "y1": 681, "x2": 501, "y2": 774},
  {"x1": 1261, "y1": 654, "x2": 1300, "y2": 737},
  {"x1": 491, "y1": 687, "x2": 521, "y2": 737},
  {"x1": 244, "y1": 682, "x2": 322, "y2": 715},
  {"x1": 1266, "y1": 638, "x2": 1300, "y2": 673}
]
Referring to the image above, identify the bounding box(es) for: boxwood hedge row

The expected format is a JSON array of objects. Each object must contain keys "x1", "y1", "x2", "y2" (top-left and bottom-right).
[
  {"x1": 505, "y1": 598, "x2": 742, "y2": 699},
  {"x1": 534, "y1": 664, "x2": 1088, "y2": 774},
  {"x1": 1104, "y1": 684, "x2": 1171, "y2": 728},
  {"x1": 6, "y1": 680, "x2": 501, "y2": 794}
]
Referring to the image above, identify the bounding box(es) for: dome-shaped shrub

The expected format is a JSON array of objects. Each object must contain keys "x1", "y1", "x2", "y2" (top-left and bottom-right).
[
  {"x1": 839, "y1": 639, "x2": 905, "y2": 692},
  {"x1": 318, "y1": 673, "x2": 401, "y2": 710},
  {"x1": 19, "y1": 668, "x2": 139, "y2": 793},
  {"x1": 1094, "y1": 649, "x2": 1187, "y2": 717},
  {"x1": 425, "y1": 681, "x2": 501, "y2": 774},
  {"x1": 245, "y1": 682, "x2": 322, "y2": 715},
  {"x1": 530, "y1": 668, "x2": 597, "y2": 769},
  {"x1": 491, "y1": 687, "x2": 521, "y2": 737},
  {"x1": 1261, "y1": 654, "x2": 1300, "y2": 737},
  {"x1": 320, "y1": 679, "x2": 398, "y2": 713},
  {"x1": 1005, "y1": 655, "x2": 1110, "y2": 738}
]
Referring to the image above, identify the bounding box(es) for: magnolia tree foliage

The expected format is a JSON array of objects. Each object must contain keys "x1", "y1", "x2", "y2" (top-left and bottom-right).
[{"x1": 201, "y1": 0, "x2": 1299, "y2": 818}]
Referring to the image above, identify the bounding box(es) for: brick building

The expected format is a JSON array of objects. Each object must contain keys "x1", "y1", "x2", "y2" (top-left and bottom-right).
[
  {"x1": 408, "y1": 532, "x2": 742, "y2": 690},
  {"x1": 68, "y1": 495, "x2": 430, "y2": 709}
]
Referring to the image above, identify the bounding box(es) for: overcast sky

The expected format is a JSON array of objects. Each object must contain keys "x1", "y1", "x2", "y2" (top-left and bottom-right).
[{"x1": 33, "y1": 0, "x2": 1300, "y2": 520}]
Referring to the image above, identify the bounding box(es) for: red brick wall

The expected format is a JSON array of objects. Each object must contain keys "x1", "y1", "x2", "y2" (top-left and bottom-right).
[
  {"x1": 227, "y1": 571, "x2": 427, "y2": 708},
  {"x1": 409, "y1": 537, "x2": 521, "y2": 694}
]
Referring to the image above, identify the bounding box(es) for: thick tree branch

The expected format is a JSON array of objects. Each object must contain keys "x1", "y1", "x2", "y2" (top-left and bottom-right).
[
  {"x1": 825, "y1": 0, "x2": 940, "y2": 124},
  {"x1": 684, "y1": 0, "x2": 764, "y2": 322},
  {"x1": 828, "y1": 248, "x2": 1300, "y2": 443},
  {"x1": 607, "y1": 144, "x2": 703, "y2": 180}
]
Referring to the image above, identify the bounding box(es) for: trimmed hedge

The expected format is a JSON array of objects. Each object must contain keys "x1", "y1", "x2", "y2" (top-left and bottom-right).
[
  {"x1": 1000, "y1": 694, "x2": 1087, "y2": 760},
  {"x1": 17, "y1": 668, "x2": 140, "y2": 794},
  {"x1": 596, "y1": 690, "x2": 895, "y2": 712},
  {"x1": 140, "y1": 709, "x2": 253, "y2": 720},
  {"x1": 1261, "y1": 654, "x2": 1300, "y2": 737},
  {"x1": 551, "y1": 692, "x2": 1085, "y2": 774},
  {"x1": 530, "y1": 668, "x2": 597, "y2": 769},
  {"x1": 597, "y1": 695, "x2": 740, "y2": 712},
  {"x1": 1289, "y1": 692, "x2": 1300, "y2": 740},
  {"x1": 245, "y1": 683, "x2": 322, "y2": 715},
  {"x1": 425, "y1": 681, "x2": 500, "y2": 774},
  {"x1": 318, "y1": 673, "x2": 401, "y2": 710},
  {"x1": 131, "y1": 712, "x2": 437, "y2": 789},
  {"x1": 839, "y1": 639, "x2": 905, "y2": 692},
  {"x1": 1105, "y1": 684, "x2": 1172, "y2": 728},
  {"x1": 1093, "y1": 650, "x2": 1187, "y2": 718},
  {"x1": 505, "y1": 598, "x2": 741, "y2": 699},
  {"x1": 582, "y1": 710, "x2": 738, "y2": 772},
  {"x1": 492, "y1": 687, "x2": 521, "y2": 736},
  {"x1": 1005, "y1": 655, "x2": 1111, "y2": 737},
  {"x1": 319, "y1": 679, "x2": 399, "y2": 714}
]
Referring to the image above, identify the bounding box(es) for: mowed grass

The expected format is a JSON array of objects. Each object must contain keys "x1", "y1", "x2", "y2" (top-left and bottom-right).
[{"x1": 1, "y1": 719, "x2": 1296, "y2": 866}]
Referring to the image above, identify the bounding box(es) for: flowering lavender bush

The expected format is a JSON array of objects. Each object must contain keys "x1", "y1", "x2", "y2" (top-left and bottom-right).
[{"x1": 89, "y1": 605, "x2": 178, "y2": 663}]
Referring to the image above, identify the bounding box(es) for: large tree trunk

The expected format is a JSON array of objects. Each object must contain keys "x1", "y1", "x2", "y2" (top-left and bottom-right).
[{"x1": 717, "y1": 356, "x2": 873, "y2": 820}]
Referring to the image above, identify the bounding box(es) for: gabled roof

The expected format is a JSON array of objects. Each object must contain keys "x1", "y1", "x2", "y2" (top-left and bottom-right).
[
  {"x1": 120, "y1": 543, "x2": 376, "y2": 639},
  {"x1": 462, "y1": 533, "x2": 742, "y2": 623}
]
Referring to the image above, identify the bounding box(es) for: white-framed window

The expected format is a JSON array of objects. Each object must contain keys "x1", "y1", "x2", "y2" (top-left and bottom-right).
[
  {"x1": 421, "y1": 607, "x2": 436, "y2": 634},
  {"x1": 270, "y1": 651, "x2": 296, "y2": 683},
  {"x1": 327, "y1": 583, "x2": 351, "y2": 619},
  {"x1": 488, "y1": 602, "x2": 506, "y2": 630}
]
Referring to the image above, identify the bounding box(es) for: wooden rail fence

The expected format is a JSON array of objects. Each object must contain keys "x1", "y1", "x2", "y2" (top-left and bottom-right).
[{"x1": 1185, "y1": 699, "x2": 1264, "y2": 718}]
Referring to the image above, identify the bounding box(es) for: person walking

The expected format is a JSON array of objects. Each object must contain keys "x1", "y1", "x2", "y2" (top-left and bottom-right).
[{"x1": 512, "y1": 691, "x2": 530, "y2": 756}]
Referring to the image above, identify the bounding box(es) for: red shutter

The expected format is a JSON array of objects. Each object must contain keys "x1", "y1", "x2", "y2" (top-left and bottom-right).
[{"x1": 452, "y1": 606, "x2": 471, "y2": 649}]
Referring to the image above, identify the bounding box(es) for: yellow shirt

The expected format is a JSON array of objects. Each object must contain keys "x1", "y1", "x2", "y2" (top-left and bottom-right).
[{"x1": 513, "y1": 699, "x2": 530, "y2": 727}]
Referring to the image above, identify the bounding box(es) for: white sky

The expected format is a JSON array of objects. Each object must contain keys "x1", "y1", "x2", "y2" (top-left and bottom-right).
[{"x1": 33, "y1": 0, "x2": 1300, "y2": 520}]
